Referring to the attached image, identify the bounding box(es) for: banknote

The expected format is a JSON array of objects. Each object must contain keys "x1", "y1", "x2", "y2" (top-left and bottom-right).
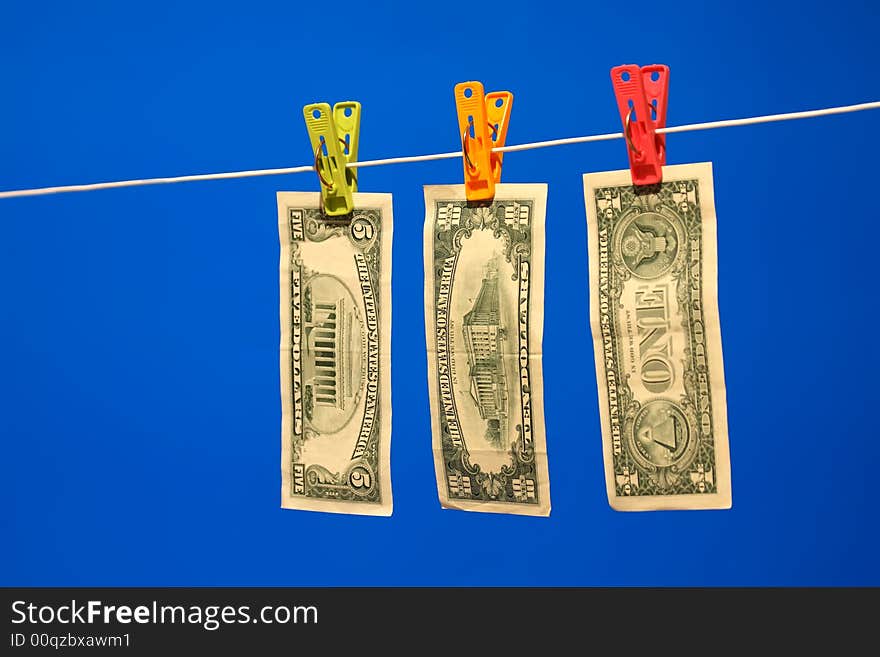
[
  {"x1": 583, "y1": 163, "x2": 731, "y2": 510},
  {"x1": 278, "y1": 192, "x2": 392, "y2": 515},
  {"x1": 424, "y1": 184, "x2": 550, "y2": 516}
]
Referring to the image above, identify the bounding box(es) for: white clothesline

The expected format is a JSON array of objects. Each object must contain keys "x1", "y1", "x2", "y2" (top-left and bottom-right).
[{"x1": 1, "y1": 100, "x2": 878, "y2": 200}]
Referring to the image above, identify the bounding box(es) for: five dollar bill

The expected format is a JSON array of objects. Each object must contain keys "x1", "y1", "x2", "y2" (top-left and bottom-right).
[{"x1": 278, "y1": 192, "x2": 393, "y2": 516}]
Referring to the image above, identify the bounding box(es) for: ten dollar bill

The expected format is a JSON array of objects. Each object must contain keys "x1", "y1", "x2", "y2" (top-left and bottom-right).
[{"x1": 424, "y1": 184, "x2": 551, "y2": 516}]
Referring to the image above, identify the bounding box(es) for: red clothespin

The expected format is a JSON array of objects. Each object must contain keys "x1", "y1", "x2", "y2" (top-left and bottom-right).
[
  {"x1": 454, "y1": 81, "x2": 513, "y2": 201},
  {"x1": 611, "y1": 64, "x2": 669, "y2": 186}
]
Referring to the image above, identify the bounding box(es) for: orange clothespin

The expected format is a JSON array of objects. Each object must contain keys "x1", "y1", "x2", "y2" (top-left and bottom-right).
[{"x1": 454, "y1": 81, "x2": 513, "y2": 201}]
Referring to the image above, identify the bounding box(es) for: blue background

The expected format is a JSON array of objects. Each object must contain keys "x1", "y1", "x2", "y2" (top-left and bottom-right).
[{"x1": 2, "y1": 0, "x2": 878, "y2": 586}]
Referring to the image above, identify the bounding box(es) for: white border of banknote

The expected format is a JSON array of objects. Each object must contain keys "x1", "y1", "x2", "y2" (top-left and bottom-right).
[
  {"x1": 278, "y1": 192, "x2": 393, "y2": 516},
  {"x1": 584, "y1": 163, "x2": 731, "y2": 511},
  {"x1": 423, "y1": 183, "x2": 550, "y2": 516}
]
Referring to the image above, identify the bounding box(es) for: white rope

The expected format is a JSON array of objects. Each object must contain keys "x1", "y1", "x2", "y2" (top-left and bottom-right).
[{"x1": 1, "y1": 101, "x2": 878, "y2": 200}]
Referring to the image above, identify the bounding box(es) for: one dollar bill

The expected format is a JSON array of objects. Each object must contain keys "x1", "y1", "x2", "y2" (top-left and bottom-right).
[
  {"x1": 584, "y1": 163, "x2": 731, "y2": 510},
  {"x1": 424, "y1": 184, "x2": 551, "y2": 516},
  {"x1": 278, "y1": 192, "x2": 393, "y2": 515}
]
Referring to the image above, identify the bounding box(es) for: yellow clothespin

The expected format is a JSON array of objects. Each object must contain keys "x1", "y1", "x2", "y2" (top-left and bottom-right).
[
  {"x1": 303, "y1": 101, "x2": 361, "y2": 216},
  {"x1": 454, "y1": 81, "x2": 513, "y2": 202}
]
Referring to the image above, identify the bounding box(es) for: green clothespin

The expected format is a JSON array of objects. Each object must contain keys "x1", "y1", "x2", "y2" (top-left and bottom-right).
[{"x1": 303, "y1": 101, "x2": 361, "y2": 216}]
